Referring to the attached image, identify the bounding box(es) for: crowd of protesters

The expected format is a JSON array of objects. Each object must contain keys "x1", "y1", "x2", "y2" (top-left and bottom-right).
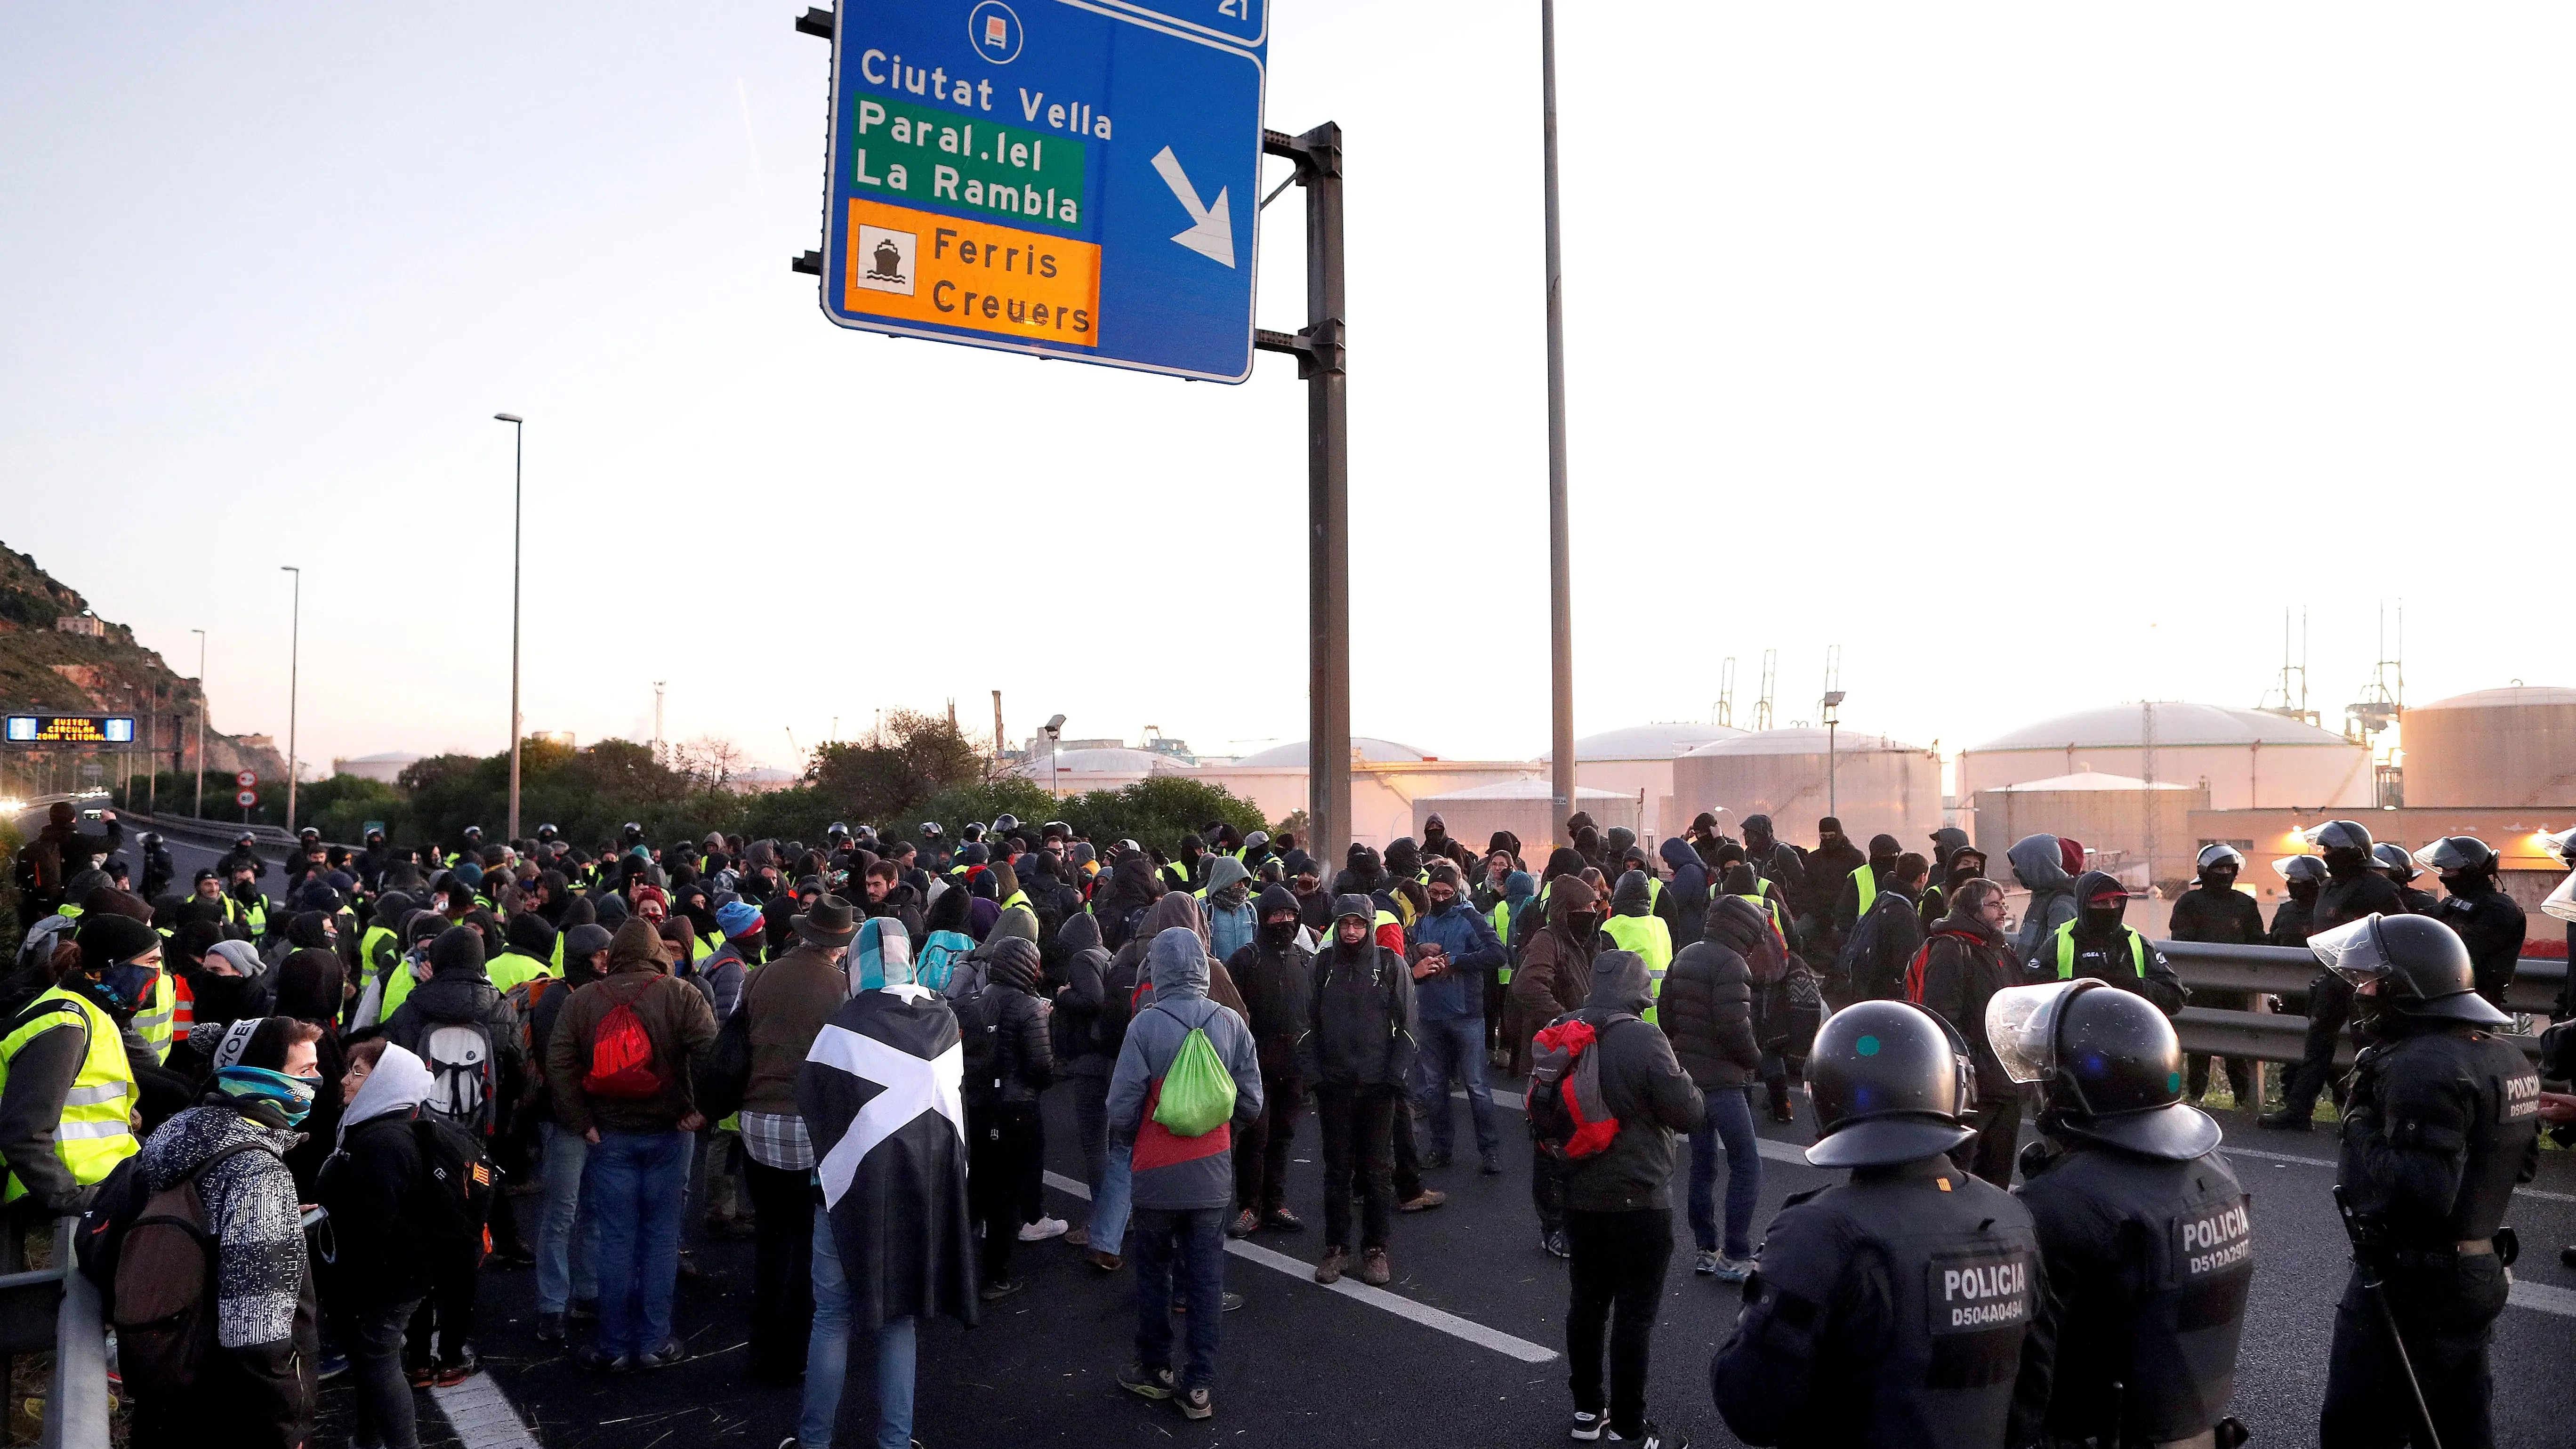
[{"x1": 12, "y1": 788, "x2": 2502, "y2": 1449}]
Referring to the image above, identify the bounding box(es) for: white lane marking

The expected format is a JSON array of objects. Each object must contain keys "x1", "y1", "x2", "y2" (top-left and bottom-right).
[
  {"x1": 2511, "y1": 1279, "x2": 2576, "y2": 1317},
  {"x1": 1041, "y1": 1169, "x2": 1558, "y2": 1364},
  {"x1": 2219, "y1": 1139, "x2": 2576, "y2": 1203},
  {"x1": 427, "y1": 1371, "x2": 543, "y2": 1449},
  {"x1": 1462, "y1": 1086, "x2": 1816, "y2": 1167}
]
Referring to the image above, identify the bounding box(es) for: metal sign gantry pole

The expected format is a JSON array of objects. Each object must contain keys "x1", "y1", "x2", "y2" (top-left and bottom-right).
[{"x1": 1255, "y1": 122, "x2": 1350, "y2": 873}]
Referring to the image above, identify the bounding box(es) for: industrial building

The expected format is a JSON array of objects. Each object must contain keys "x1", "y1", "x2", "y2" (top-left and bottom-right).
[
  {"x1": 1411, "y1": 779, "x2": 1641, "y2": 859},
  {"x1": 1672, "y1": 727, "x2": 1942, "y2": 850},
  {"x1": 1971, "y1": 769, "x2": 2207, "y2": 892}
]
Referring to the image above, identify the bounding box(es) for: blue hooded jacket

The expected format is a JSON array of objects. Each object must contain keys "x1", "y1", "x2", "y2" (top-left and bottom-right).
[
  {"x1": 1660, "y1": 836, "x2": 1711, "y2": 952},
  {"x1": 1412, "y1": 893, "x2": 1505, "y2": 1022}
]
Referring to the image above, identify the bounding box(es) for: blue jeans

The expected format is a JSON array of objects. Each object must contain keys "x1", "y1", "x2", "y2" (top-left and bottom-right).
[
  {"x1": 1129, "y1": 1206, "x2": 1226, "y2": 1393},
  {"x1": 1090, "y1": 1138, "x2": 1134, "y2": 1252},
  {"x1": 585, "y1": 1128, "x2": 692, "y2": 1356},
  {"x1": 800, "y1": 1204, "x2": 915, "y2": 1449},
  {"x1": 537, "y1": 1122, "x2": 599, "y2": 1315},
  {"x1": 1415, "y1": 1014, "x2": 1499, "y2": 1158},
  {"x1": 1687, "y1": 1086, "x2": 1761, "y2": 1259}
]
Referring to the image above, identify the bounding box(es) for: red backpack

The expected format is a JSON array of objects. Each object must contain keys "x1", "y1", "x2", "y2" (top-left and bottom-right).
[
  {"x1": 1527, "y1": 1015, "x2": 1629, "y2": 1161},
  {"x1": 582, "y1": 981, "x2": 667, "y2": 1099}
]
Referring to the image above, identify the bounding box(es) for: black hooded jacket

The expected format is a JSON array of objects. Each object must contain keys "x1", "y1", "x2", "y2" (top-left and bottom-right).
[
  {"x1": 1226, "y1": 886, "x2": 1314, "y2": 1078},
  {"x1": 2048, "y1": 870, "x2": 2187, "y2": 1015},
  {"x1": 966, "y1": 937, "x2": 1052, "y2": 1108},
  {"x1": 1558, "y1": 950, "x2": 1704, "y2": 1212},
  {"x1": 1050, "y1": 910, "x2": 1118, "y2": 1078},
  {"x1": 1660, "y1": 900, "x2": 1761, "y2": 1089}
]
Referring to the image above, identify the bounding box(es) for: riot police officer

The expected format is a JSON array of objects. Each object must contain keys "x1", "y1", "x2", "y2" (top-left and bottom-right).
[
  {"x1": 2314, "y1": 912, "x2": 2536, "y2": 1449},
  {"x1": 135, "y1": 831, "x2": 174, "y2": 902},
  {"x1": 2270, "y1": 854, "x2": 2326, "y2": 947},
  {"x1": 2262, "y1": 821, "x2": 2405, "y2": 1132},
  {"x1": 2372, "y1": 842, "x2": 2440, "y2": 916},
  {"x1": 1710, "y1": 999, "x2": 2046, "y2": 1448},
  {"x1": 2416, "y1": 837, "x2": 2525, "y2": 1010},
  {"x1": 1988, "y1": 978, "x2": 2252, "y2": 1449}
]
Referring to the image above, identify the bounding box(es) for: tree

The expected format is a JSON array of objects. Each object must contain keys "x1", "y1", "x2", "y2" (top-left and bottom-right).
[
  {"x1": 1058, "y1": 777, "x2": 1267, "y2": 858},
  {"x1": 810, "y1": 710, "x2": 987, "y2": 826}
]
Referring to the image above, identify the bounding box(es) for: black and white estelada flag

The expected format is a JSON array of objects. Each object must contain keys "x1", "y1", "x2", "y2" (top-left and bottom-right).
[{"x1": 797, "y1": 985, "x2": 979, "y2": 1329}]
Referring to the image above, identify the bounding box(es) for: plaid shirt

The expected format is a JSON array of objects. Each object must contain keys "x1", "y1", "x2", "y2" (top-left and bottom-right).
[{"x1": 739, "y1": 1111, "x2": 814, "y2": 1172}]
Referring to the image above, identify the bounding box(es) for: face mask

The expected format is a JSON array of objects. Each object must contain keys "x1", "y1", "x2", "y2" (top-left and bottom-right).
[
  {"x1": 2204, "y1": 868, "x2": 2238, "y2": 890},
  {"x1": 1948, "y1": 865, "x2": 1981, "y2": 888},
  {"x1": 2287, "y1": 881, "x2": 2320, "y2": 905},
  {"x1": 213, "y1": 1065, "x2": 319, "y2": 1126},
  {"x1": 93, "y1": 964, "x2": 160, "y2": 1015},
  {"x1": 2439, "y1": 872, "x2": 2480, "y2": 895},
  {"x1": 1260, "y1": 918, "x2": 1298, "y2": 945},
  {"x1": 2081, "y1": 905, "x2": 2126, "y2": 936}
]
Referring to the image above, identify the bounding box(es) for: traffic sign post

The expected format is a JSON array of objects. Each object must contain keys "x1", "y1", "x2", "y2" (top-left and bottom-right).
[
  {"x1": 237, "y1": 788, "x2": 258, "y2": 819},
  {"x1": 235, "y1": 770, "x2": 258, "y2": 789},
  {"x1": 814, "y1": 0, "x2": 1266, "y2": 381}
]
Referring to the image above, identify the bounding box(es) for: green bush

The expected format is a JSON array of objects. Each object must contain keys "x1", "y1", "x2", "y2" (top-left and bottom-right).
[{"x1": 1057, "y1": 776, "x2": 1267, "y2": 858}]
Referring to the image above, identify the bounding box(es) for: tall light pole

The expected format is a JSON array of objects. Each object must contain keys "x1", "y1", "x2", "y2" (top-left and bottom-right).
[
  {"x1": 1822, "y1": 691, "x2": 1846, "y2": 819},
  {"x1": 1540, "y1": 0, "x2": 1578, "y2": 846},
  {"x1": 494, "y1": 413, "x2": 526, "y2": 842},
  {"x1": 191, "y1": 629, "x2": 206, "y2": 817},
  {"x1": 279, "y1": 567, "x2": 300, "y2": 832}
]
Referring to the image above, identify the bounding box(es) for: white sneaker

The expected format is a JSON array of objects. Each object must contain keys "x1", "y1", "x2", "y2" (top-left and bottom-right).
[
  {"x1": 1569, "y1": 1409, "x2": 1605, "y2": 1441},
  {"x1": 1018, "y1": 1215, "x2": 1070, "y2": 1242}
]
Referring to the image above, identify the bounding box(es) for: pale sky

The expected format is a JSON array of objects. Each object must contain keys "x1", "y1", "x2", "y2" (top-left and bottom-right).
[{"x1": 5, "y1": 4, "x2": 2568, "y2": 775}]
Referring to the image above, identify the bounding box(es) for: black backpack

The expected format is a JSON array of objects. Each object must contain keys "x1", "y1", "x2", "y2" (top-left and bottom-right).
[
  {"x1": 411, "y1": 1115, "x2": 496, "y2": 1242},
  {"x1": 954, "y1": 985, "x2": 1001, "y2": 1104}
]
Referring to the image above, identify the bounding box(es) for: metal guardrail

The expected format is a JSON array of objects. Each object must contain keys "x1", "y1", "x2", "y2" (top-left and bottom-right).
[
  {"x1": 0, "y1": 1218, "x2": 112, "y2": 1449},
  {"x1": 2162, "y1": 940, "x2": 2564, "y2": 1066}
]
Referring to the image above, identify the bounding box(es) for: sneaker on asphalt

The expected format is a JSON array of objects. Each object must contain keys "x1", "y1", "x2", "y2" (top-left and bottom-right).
[
  {"x1": 1018, "y1": 1215, "x2": 1069, "y2": 1242},
  {"x1": 1570, "y1": 1409, "x2": 1604, "y2": 1441},
  {"x1": 1693, "y1": 1249, "x2": 1718, "y2": 1276},
  {"x1": 1480, "y1": 1151, "x2": 1504, "y2": 1176},
  {"x1": 1314, "y1": 1248, "x2": 1347, "y2": 1285},
  {"x1": 1420, "y1": 1150, "x2": 1452, "y2": 1170},
  {"x1": 1262, "y1": 1207, "x2": 1305, "y2": 1232},
  {"x1": 575, "y1": 1345, "x2": 628, "y2": 1374},
  {"x1": 1358, "y1": 1248, "x2": 1393, "y2": 1286},
  {"x1": 636, "y1": 1337, "x2": 689, "y2": 1371},
  {"x1": 434, "y1": 1347, "x2": 479, "y2": 1386},
  {"x1": 1605, "y1": 1420, "x2": 1684, "y2": 1447},
  {"x1": 1226, "y1": 1208, "x2": 1259, "y2": 1239},
  {"x1": 535, "y1": 1312, "x2": 566, "y2": 1344},
  {"x1": 1177, "y1": 1387, "x2": 1213, "y2": 1421},
  {"x1": 1398, "y1": 1188, "x2": 1448, "y2": 1212},
  {"x1": 2255, "y1": 1111, "x2": 2312, "y2": 1133},
  {"x1": 317, "y1": 1353, "x2": 349, "y2": 1382},
  {"x1": 1542, "y1": 1230, "x2": 1571, "y2": 1260},
  {"x1": 1170, "y1": 1292, "x2": 1244, "y2": 1313},
  {"x1": 978, "y1": 1278, "x2": 1026, "y2": 1303},
  {"x1": 1087, "y1": 1248, "x2": 1124, "y2": 1272},
  {"x1": 1118, "y1": 1363, "x2": 1175, "y2": 1401},
  {"x1": 1065, "y1": 1224, "x2": 1091, "y2": 1248},
  {"x1": 1712, "y1": 1255, "x2": 1755, "y2": 1284}
]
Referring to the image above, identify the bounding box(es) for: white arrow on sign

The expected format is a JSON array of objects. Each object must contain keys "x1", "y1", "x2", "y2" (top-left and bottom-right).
[{"x1": 1149, "y1": 146, "x2": 1235, "y2": 269}]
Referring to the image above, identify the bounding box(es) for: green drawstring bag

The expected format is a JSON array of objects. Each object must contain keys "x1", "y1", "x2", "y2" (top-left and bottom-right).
[{"x1": 1151, "y1": 1012, "x2": 1237, "y2": 1138}]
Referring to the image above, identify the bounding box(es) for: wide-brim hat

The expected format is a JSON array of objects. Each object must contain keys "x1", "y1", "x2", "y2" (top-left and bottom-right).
[{"x1": 793, "y1": 895, "x2": 858, "y2": 946}]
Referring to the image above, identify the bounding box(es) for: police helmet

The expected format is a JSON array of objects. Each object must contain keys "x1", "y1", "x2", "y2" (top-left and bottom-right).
[
  {"x1": 2274, "y1": 854, "x2": 2327, "y2": 885},
  {"x1": 2545, "y1": 826, "x2": 2576, "y2": 868},
  {"x1": 365, "y1": 827, "x2": 387, "y2": 843},
  {"x1": 1043, "y1": 820, "x2": 1071, "y2": 840},
  {"x1": 1988, "y1": 980, "x2": 2220, "y2": 1160},
  {"x1": 139, "y1": 831, "x2": 162, "y2": 850},
  {"x1": 2412, "y1": 835, "x2": 2497, "y2": 877},
  {"x1": 960, "y1": 822, "x2": 984, "y2": 842},
  {"x1": 235, "y1": 830, "x2": 258, "y2": 845},
  {"x1": 1115, "y1": 838, "x2": 1142, "y2": 858},
  {"x1": 919, "y1": 821, "x2": 943, "y2": 841},
  {"x1": 2310, "y1": 819, "x2": 2373, "y2": 861},
  {"x1": 828, "y1": 821, "x2": 850, "y2": 838},
  {"x1": 2310, "y1": 912, "x2": 2510, "y2": 1027},
  {"x1": 536, "y1": 823, "x2": 558, "y2": 842},
  {"x1": 464, "y1": 825, "x2": 483, "y2": 838},
  {"x1": 992, "y1": 813, "x2": 1020, "y2": 836},
  {"x1": 2545, "y1": 868, "x2": 2576, "y2": 925},
  {"x1": 2195, "y1": 844, "x2": 2245, "y2": 875},
  {"x1": 622, "y1": 821, "x2": 644, "y2": 838},
  {"x1": 1804, "y1": 1000, "x2": 1976, "y2": 1168},
  {"x1": 299, "y1": 825, "x2": 321, "y2": 841},
  {"x1": 2370, "y1": 842, "x2": 2419, "y2": 881}
]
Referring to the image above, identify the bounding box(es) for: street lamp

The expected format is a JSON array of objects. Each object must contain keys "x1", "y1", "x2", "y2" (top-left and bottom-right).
[
  {"x1": 279, "y1": 567, "x2": 300, "y2": 832},
  {"x1": 1540, "y1": 0, "x2": 1578, "y2": 846},
  {"x1": 190, "y1": 629, "x2": 206, "y2": 817},
  {"x1": 1821, "y1": 690, "x2": 1846, "y2": 819},
  {"x1": 495, "y1": 413, "x2": 525, "y2": 842},
  {"x1": 1043, "y1": 714, "x2": 1066, "y2": 795}
]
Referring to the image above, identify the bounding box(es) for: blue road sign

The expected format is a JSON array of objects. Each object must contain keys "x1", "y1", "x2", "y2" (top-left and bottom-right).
[{"x1": 821, "y1": 0, "x2": 1266, "y2": 383}]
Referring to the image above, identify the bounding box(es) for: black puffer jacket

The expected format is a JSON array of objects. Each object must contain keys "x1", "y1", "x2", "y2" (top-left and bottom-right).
[
  {"x1": 1227, "y1": 886, "x2": 1313, "y2": 1079},
  {"x1": 1295, "y1": 896, "x2": 1414, "y2": 1088},
  {"x1": 1049, "y1": 911, "x2": 1117, "y2": 1079},
  {"x1": 1911, "y1": 911, "x2": 2023, "y2": 1098},
  {"x1": 967, "y1": 937, "x2": 1053, "y2": 1108},
  {"x1": 1660, "y1": 903, "x2": 1760, "y2": 1090}
]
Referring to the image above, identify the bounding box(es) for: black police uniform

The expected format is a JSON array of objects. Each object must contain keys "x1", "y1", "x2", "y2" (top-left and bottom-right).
[
  {"x1": 2170, "y1": 882, "x2": 2266, "y2": 1102},
  {"x1": 2274, "y1": 869, "x2": 2406, "y2": 1125},
  {"x1": 1711, "y1": 1156, "x2": 2046, "y2": 1448},
  {"x1": 2321, "y1": 1022, "x2": 2539, "y2": 1448},
  {"x1": 2014, "y1": 1143, "x2": 2253, "y2": 1447},
  {"x1": 2393, "y1": 884, "x2": 2441, "y2": 917},
  {"x1": 2432, "y1": 885, "x2": 2526, "y2": 1010}
]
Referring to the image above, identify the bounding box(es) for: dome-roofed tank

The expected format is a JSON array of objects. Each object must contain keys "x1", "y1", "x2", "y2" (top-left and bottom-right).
[
  {"x1": 1673, "y1": 728, "x2": 1940, "y2": 849},
  {"x1": 1958, "y1": 701, "x2": 2371, "y2": 811},
  {"x1": 2401, "y1": 686, "x2": 2576, "y2": 807}
]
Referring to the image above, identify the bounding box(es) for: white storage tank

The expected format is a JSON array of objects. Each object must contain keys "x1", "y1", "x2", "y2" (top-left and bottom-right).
[
  {"x1": 1958, "y1": 701, "x2": 2371, "y2": 812},
  {"x1": 1672, "y1": 728, "x2": 1941, "y2": 850},
  {"x1": 1538, "y1": 722, "x2": 1744, "y2": 843},
  {"x1": 2401, "y1": 686, "x2": 2576, "y2": 807}
]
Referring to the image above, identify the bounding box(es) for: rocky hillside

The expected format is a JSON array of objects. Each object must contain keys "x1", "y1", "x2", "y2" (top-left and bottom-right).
[{"x1": 0, "y1": 542, "x2": 286, "y2": 790}]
